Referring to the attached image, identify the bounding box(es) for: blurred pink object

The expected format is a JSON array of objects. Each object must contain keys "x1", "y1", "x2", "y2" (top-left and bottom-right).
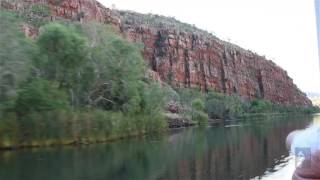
[{"x1": 287, "y1": 128, "x2": 320, "y2": 179}]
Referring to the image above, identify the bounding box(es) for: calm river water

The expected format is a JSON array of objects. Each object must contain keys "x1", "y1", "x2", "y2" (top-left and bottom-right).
[{"x1": 0, "y1": 114, "x2": 319, "y2": 180}]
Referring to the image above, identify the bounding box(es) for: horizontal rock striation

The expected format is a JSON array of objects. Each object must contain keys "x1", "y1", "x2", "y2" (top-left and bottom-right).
[{"x1": 1, "y1": 0, "x2": 312, "y2": 106}]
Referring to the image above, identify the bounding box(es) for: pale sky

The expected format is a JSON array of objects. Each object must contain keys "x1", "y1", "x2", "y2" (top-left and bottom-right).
[{"x1": 98, "y1": 0, "x2": 320, "y2": 94}]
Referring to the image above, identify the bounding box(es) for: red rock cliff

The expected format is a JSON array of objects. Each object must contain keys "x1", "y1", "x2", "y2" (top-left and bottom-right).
[
  {"x1": 118, "y1": 11, "x2": 312, "y2": 107},
  {"x1": 1, "y1": 0, "x2": 312, "y2": 106}
]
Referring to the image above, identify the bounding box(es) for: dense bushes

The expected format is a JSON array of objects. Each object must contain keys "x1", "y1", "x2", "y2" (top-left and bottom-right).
[
  {"x1": 15, "y1": 79, "x2": 68, "y2": 114},
  {"x1": 176, "y1": 88, "x2": 318, "y2": 121},
  {"x1": 191, "y1": 99, "x2": 208, "y2": 124},
  {"x1": 247, "y1": 99, "x2": 319, "y2": 114},
  {"x1": 0, "y1": 10, "x2": 35, "y2": 117},
  {"x1": 36, "y1": 23, "x2": 88, "y2": 74},
  {"x1": 82, "y1": 23, "x2": 146, "y2": 112},
  {"x1": 205, "y1": 92, "x2": 244, "y2": 119},
  {"x1": 0, "y1": 110, "x2": 166, "y2": 148},
  {"x1": 175, "y1": 88, "x2": 206, "y2": 123},
  {"x1": 0, "y1": 10, "x2": 168, "y2": 148},
  {"x1": 248, "y1": 99, "x2": 273, "y2": 113},
  {"x1": 175, "y1": 89, "x2": 245, "y2": 120}
]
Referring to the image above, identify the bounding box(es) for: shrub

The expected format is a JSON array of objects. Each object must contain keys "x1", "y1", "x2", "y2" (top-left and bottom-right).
[
  {"x1": 205, "y1": 94, "x2": 225, "y2": 119},
  {"x1": 177, "y1": 88, "x2": 204, "y2": 106},
  {"x1": 81, "y1": 23, "x2": 146, "y2": 112},
  {"x1": 35, "y1": 23, "x2": 95, "y2": 107},
  {"x1": 193, "y1": 111, "x2": 209, "y2": 124},
  {"x1": 141, "y1": 83, "x2": 165, "y2": 114},
  {"x1": 192, "y1": 98, "x2": 205, "y2": 111},
  {"x1": 36, "y1": 23, "x2": 88, "y2": 80},
  {"x1": 15, "y1": 79, "x2": 69, "y2": 114},
  {"x1": 0, "y1": 9, "x2": 35, "y2": 114},
  {"x1": 205, "y1": 92, "x2": 244, "y2": 119},
  {"x1": 190, "y1": 98, "x2": 208, "y2": 124},
  {"x1": 249, "y1": 99, "x2": 273, "y2": 113}
]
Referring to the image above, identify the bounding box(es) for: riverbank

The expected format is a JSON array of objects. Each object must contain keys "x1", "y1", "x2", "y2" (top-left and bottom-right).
[
  {"x1": 0, "y1": 109, "x2": 169, "y2": 150},
  {"x1": 0, "y1": 112, "x2": 315, "y2": 151},
  {"x1": 0, "y1": 111, "x2": 196, "y2": 150},
  {"x1": 0, "y1": 130, "x2": 156, "y2": 151}
]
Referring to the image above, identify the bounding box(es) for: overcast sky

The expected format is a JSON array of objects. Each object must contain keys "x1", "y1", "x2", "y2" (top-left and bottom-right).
[{"x1": 98, "y1": 0, "x2": 320, "y2": 94}]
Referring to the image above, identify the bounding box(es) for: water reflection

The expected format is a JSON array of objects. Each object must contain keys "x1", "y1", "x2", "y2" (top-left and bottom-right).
[
  {"x1": 259, "y1": 114, "x2": 320, "y2": 180},
  {"x1": 0, "y1": 115, "x2": 315, "y2": 180}
]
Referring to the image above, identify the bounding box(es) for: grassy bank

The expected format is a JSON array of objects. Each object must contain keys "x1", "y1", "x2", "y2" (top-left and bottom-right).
[{"x1": 0, "y1": 110, "x2": 166, "y2": 149}]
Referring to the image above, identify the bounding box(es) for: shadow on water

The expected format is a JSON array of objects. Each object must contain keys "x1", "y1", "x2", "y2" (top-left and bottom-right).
[{"x1": 0, "y1": 114, "x2": 315, "y2": 180}]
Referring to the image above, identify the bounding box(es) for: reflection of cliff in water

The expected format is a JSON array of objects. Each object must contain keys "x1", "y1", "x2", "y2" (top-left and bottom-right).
[
  {"x1": 0, "y1": 115, "x2": 313, "y2": 180},
  {"x1": 160, "y1": 115, "x2": 312, "y2": 180}
]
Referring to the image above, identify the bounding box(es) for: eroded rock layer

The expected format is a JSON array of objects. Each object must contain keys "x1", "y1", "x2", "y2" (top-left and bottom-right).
[{"x1": 1, "y1": 0, "x2": 312, "y2": 106}]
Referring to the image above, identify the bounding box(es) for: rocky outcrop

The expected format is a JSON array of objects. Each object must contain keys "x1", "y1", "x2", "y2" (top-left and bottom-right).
[
  {"x1": 118, "y1": 11, "x2": 312, "y2": 107},
  {"x1": 0, "y1": 0, "x2": 120, "y2": 26},
  {"x1": 1, "y1": 0, "x2": 312, "y2": 107}
]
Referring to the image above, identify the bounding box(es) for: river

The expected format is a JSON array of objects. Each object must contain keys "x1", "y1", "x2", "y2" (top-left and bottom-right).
[{"x1": 0, "y1": 114, "x2": 318, "y2": 180}]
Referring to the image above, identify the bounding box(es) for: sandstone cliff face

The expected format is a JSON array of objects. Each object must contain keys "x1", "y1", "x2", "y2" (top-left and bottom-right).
[
  {"x1": 122, "y1": 26, "x2": 310, "y2": 106},
  {"x1": 117, "y1": 11, "x2": 312, "y2": 107},
  {"x1": 0, "y1": 0, "x2": 312, "y2": 106}
]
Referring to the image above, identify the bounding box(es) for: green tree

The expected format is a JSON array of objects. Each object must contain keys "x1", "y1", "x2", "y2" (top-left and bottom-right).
[
  {"x1": 141, "y1": 83, "x2": 175, "y2": 115},
  {"x1": 191, "y1": 98, "x2": 205, "y2": 111},
  {"x1": 191, "y1": 98, "x2": 208, "y2": 124},
  {"x1": 249, "y1": 99, "x2": 273, "y2": 113},
  {"x1": 36, "y1": 23, "x2": 88, "y2": 81},
  {"x1": 0, "y1": 10, "x2": 35, "y2": 115},
  {"x1": 83, "y1": 23, "x2": 145, "y2": 112},
  {"x1": 15, "y1": 79, "x2": 68, "y2": 114},
  {"x1": 205, "y1": 92, "x2": 244, "y2": 119},
  {"x1": 36, "y1": 23, "x2": 89, "y2": 106}
]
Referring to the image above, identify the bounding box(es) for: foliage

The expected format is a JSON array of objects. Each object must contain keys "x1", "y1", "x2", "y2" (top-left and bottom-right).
[
  {"x1": 81, "y1": 23, "x2": 146, "y2": 112},
  {"x1": 0, "y1": 15, "x2": 168, "y2": 148},
  {"x1": 36, "y1": 23, "x2": 88, "y2": 81},
  {"x1": 205, "y1": 92, "x2": 244, "y2": 119},
  {"x1": 177, "y1": 88, "x2": 204, "y2": 106},
  {"x1": 192, "y1": 111, "x2": 209, "y2": 124},
  {"x1": 119, "y1": 10, "x2": 212, "y2": 38},
  {"x1": 35, "y1": 23, "x2": 89, "y2": 107},
  {"x1": 15, "y1": 79, "x2": 68, "y2": 114},
  {"x1": 248, "y1": 99, "x2": 274, "y2": 113},
  {"x1": 174, "y1": 89, "x2": 208, "y2": 123},
  {"x1": 174, "y1": 88, "x2": 203, "y2": 120},
  {"x1": 192, "y1": 98, "x2": 205, "y2": 112},
  {"x1": 0, "y1": 109, "x2": 167, "y2": 148},
  {"x1": 6, "y1": 3, "x2": 52, "y2": 27},
  {"x1": 190, "y1": 98, "x2": 208, "y2": 124},
  {"x1": 141, "y1": 83, "x2": 165, "y2": 114},
  {"x1": 0, "y1": 10, "x2": 35, "y2": 116}
]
